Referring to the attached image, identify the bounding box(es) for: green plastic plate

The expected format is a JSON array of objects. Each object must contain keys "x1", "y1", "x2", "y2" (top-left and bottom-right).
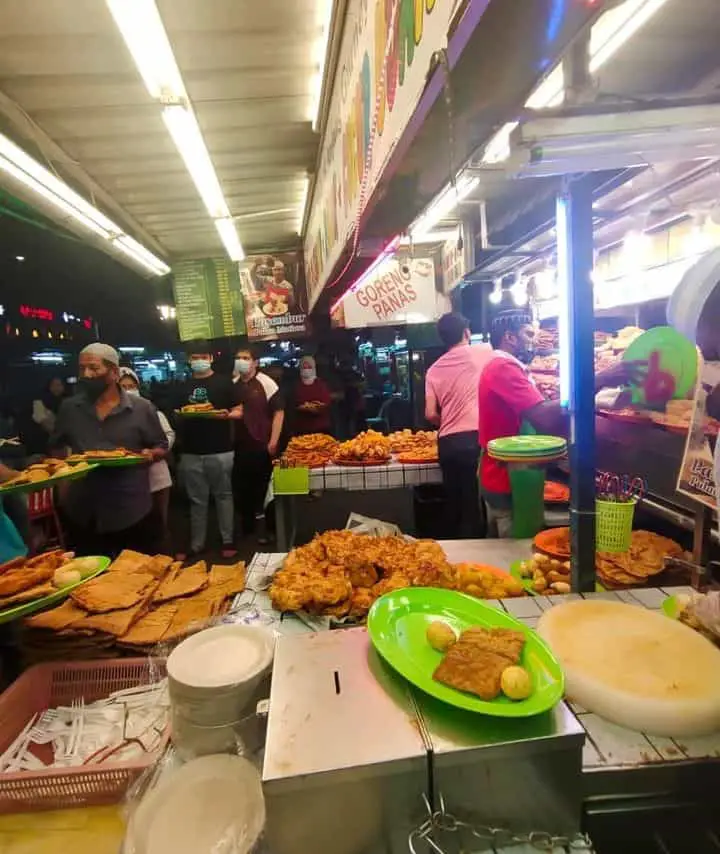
[
  {"x1": 84, "y1": 455, "x2": 147, "y2": 467},
  {"x1": 367, "y1": 587, "x2": 564, "y2": 716},
  {"x1": 487, "y1": 435, "x2": 566, "y2": 456},
  {"x1": 0, "y1": 464, "x2": 100, "y2": 497},
  {"x1": 0, "y1": 557, "x2": 111, "y2": 625},
  {"x1": 509, "y1": 560, "x2": 605, "y2": 595},
  {"x1": 622, "y1": 326, "x2": 698, "y2": 406}
]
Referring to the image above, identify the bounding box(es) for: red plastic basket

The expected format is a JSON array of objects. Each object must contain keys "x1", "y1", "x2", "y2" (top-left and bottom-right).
[{"x1": 0, "y1": 657, "x2": 168, "y2": 813}]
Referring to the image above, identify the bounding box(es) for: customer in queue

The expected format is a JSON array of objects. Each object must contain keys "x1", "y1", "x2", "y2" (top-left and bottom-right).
[
  {"x1": 293, "y1": 355, "x2": 332, "y2": 436},
  {"x1": 119, "y1": 368, "x2": 175, "y2": 554},
  {"x1": 425, "y1": 313, "x2": 493, "y2": 538},
  {"x1": 52, "y1": 343, "x2": 169, "y2": 556},
  {"x1": 478, "y1": 310, "x2": 644, "y2": 537},
  {"x1": 175, "y1": 342, "x2": 242, "y2": 560},
  {"x1": 232, "y1": 347, "x2": 284, "y2": 543}
]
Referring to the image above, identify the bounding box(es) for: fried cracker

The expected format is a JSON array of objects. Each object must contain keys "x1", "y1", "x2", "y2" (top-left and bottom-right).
[
  {"x1": 108, "y1": 549, "x2": 153, "y2": 573},
  {"x1": 71, "y1": 598, "x2": 150, "y2": 636},
  {"x1": 117, "y1": 602, "x2": 179, "y2": 646},
  {"x1": 208, "y1": 562, "x2": 246, "y2": 597},
  {"x1": 433, "y1": 644, "x2": 509, "y2": 700},
  {"x1": 70, "y1": 571, "x2": 156, "y2": 612},
  {"x1": 25, "y1": 549, "x2": 64, "y2": 569},
  {"x1": 0, "y1": 566, "x2": 55, "y2": 597},
  {"x1": 162, "y1": 596, "x2": 218, "y2": 642},
  {"x1": 153, "y1": 561, "x2": 208, "y2": 603},
  {"x1": 25, "y1": 599, "x2": 88, "y2": 630},
  {"x1": 0, "y1": 582, "x2": 56, "y2": 608}
]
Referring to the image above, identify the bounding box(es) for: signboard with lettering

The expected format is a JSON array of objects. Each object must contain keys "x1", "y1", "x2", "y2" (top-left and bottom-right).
[
  {"x1": 303, "y1": 0, "x2": 462, "y2": 308},
  {"x1": 238, "y1": 252, "x2": 308, "y2": 341},
  {"x1": 441, "y1": 237, "x2": 466, "y2": 294},
  {"x1": 172, "y1": 258, "x2": 246, "y2": 342},
  {"x1": 677, "y1": 359, "x2": 719, "y2": 510},
  {"x1": 342, "y1": 256, "x2": 439, "y2": 328}
]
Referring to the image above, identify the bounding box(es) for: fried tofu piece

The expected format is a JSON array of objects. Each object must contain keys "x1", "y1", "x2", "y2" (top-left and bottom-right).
[
  {"x1": 153, "y1": 561, "x2": 208, "y2": 603},
  {"x1": 433, "y1": 644, "x2": 509, "y2": 701},
  {"x1": 459, "y1": 627, "x2": 525, "y2": 663},
  {"x1": 25, "y1": 599, "x2": 87, "y2": 631},
  {"x1": 118, "y1": 602, "x2": 180, "y2": 645},
  {"x1": 108, "y1": 550, "x2": 153, "y2": 574},
  {"x1": 70, "y1": 571, "x2": 156, "y2": 613},
  {"x1": 162, "y1": 596, "x2": 219, "y2": 642}
]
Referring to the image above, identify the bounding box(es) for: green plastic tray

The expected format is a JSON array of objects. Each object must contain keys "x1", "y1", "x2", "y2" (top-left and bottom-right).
[
  {"x1": 0, "y1": 557, "x2": 111, "y2": 625},
  {"x1": 0, "y1": 464, "x2": 99, "y2": 497},
  {"x1": 83, "y1": 455, "x2": 146, "y2": 467},
  {"x1": 367, "y1": 587, "x2": 564, "y2": 716}
]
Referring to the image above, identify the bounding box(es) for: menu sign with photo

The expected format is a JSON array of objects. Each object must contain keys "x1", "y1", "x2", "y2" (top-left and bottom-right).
[
  {"x1": 173, "y1": 258, "x2": 246, "y2": 342},
  {"x1": 239, "y1": 253, "x2": 308, "y2": 341},
  {"x1": 677, "y1": 359, "x2": 720, "y2": 510}
]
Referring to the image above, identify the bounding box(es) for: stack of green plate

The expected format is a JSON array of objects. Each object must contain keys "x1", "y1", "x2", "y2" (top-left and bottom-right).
[{"x1": 486, "y1": 435, "x2": 567, "y2": 464}]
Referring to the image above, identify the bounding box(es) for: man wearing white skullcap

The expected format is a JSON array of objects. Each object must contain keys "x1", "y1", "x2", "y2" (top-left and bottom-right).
[{"x1": 51, "y1": 343, "x2": 169, "y2": 556}]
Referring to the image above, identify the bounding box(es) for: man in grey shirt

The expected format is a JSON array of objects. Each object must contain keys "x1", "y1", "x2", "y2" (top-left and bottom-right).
[{"x1": 53, "y1": 343, "x2": 168, "y2": 557}]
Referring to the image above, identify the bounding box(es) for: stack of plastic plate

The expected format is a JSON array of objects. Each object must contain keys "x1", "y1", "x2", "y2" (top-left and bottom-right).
[
  {"x1": 167, "y1": 624, "x2": 275, "y2": 759},
  {"x1": 486, "y1": 435, "x2": 567, "y2": 464}
]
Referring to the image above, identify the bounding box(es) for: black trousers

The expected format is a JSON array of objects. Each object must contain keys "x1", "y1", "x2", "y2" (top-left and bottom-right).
[
  {"x1": 62, "y1": 507, "x2": 161, "y2": 559},
  {"x1": 438, "y1": 431, "x2": 485, "y2": 539},
  {"x1": 233, "y1": 445, "x2": 273, "y2": 534}
]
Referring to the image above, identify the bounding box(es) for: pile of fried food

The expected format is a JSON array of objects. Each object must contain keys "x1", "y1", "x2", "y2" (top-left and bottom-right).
[
  {"x1": 177, "y1": 402, "x2": 229, "y2": 416},
  {"x1": 0, "y1": 550, "x2": 96, "y2": 610},
  {"x1": 0, "y1": 458, "x2": 91, "y2": 490},
  {"x1": 23, "y1": 550, "x2": 246, "y2": 657},
  {"x1": 531, "y1": 527, "x2": 684, "y2": 589},
  {"x1": 269, "y1": 531, "x2": 525, "y2": 619},
  {"x1": 333, "y1": 430, "x2": 391, "y2": 464},
  {"x1": 517, "y1": 554, "x2": 572, "y2": 595},
  {"x1": 389, "y1": 429, "x2": 439, "y2": 463},
  {"x1": 428, "y1": 622, "x2": 533, "y2": 701},
  {"x1": 67, "y1": 448, "x2": 141, "y2": 463},
  {"x1": 280, "y1": 433, "x2": 338, "y2": 468}
]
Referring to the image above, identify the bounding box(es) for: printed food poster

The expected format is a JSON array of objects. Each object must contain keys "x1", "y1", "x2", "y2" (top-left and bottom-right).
[
  {"x1": 239, "y1": 253, "x2": 309, "y2": 341},
  {"x1": 677, "y1": 358, "x2": 720, "y2": 509}
]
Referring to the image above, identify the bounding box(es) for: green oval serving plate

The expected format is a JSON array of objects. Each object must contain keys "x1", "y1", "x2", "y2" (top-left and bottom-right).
[
  {"x1": 367, "y1": 587, "x2": 564, "y2": 716},
  {"x1": 0, "y1": 464, "x2": 99, "y2": 497},
  {"x1": 0, "y1": 557, "x2": 111, "y2": 625}
]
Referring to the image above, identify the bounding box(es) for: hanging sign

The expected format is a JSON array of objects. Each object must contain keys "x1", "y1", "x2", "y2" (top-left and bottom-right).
[
  {"x1": 342, "y1": 256, "x2": 438, "y2": 328},
  {"x1": 677, "y1": 358, "x2": 720, "y2": 510},
  {"x1": 173, "y1": 258, "x2": 246, "y2": 342},
  {"x1": 304, "y1": 0, "x2": 462, "y2": 308}
]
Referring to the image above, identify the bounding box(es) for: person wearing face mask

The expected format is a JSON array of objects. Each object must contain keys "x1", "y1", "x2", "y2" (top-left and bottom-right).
[
  {"x1": 174, "y1": 342, "x2": 242, "y2": 560},
  {"x1": 51, "y1": 343, "x2": 169, "y2": 557},
  {"x1": 479, "y1": 310, "x2": 643, "y2": 536},
  {"x1": 232, "y1": 347, "x2": 284, "y2": 542},
  {"x1": 293, "y1": 355, "x2": 332, "y2": 435},
  {"x1": 119, "y1": 368, "x2": 175, "y2": 552},
  {"x1": 425, "y1": 313, "x2": 493, "y2": 539}
]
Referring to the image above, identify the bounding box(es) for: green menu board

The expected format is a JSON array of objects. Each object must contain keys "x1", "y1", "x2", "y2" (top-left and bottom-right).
[{"x1": 173, "y1": 258, "x2": 246, "y2": 342}]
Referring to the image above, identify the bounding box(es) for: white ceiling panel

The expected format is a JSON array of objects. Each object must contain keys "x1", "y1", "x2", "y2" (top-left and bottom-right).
[{"x1": 0, "y1": 0, "x2": 326, "y2": 260}]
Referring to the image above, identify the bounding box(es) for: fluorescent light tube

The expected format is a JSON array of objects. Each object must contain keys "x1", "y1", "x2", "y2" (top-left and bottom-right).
[
  {"x1": 162, "y1": 105, "x2": 230, "y2": 220},
  {"x1": 0, "y1": 133, "x2": 169, "y2": 275},
  {"x1": 106, "y1": 0, "x2": 186, "y2": 99},
  {"x1": 590, "y1": 0, "x2": 672, "y2": 73},
  {"x1": 215, "y1": 217, "x2": 245, "y2": 262},
  {"x1": 297, "y1": 175, "x2": 310, "y2": 234},
  {"x1": 410, "y1": 175, "x2": 479, "y2": 237},
  {"x1": 310, "y1": 0, "x2": 334, "y2": 131},
  {"x1": 525, "y1": 64, "x2": 565, "y2": 111}
]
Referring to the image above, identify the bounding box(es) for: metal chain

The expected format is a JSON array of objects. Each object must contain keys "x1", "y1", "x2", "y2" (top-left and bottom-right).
[{"x1": 408, "y1": 796, "x2": 595, "y2": 853}]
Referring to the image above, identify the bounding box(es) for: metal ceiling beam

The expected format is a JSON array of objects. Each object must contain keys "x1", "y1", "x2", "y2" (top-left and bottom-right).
[{"x1": 0, "y1": 87, "x2": 168, "y2": 258}]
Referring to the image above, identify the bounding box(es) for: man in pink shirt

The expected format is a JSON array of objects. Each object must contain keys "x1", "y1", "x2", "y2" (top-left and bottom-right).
[{"x1": 425, "y1": 313, "x2": 493, "y2": 537}]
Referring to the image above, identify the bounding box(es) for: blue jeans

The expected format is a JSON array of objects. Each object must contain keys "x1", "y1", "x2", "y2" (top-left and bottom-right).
[{"x1": 179, "y1": 452, "x2": 234, "y2": 552}]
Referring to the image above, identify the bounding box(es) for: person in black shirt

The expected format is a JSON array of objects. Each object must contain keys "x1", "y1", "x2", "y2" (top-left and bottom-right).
[{"x1": 175, "y1": 342, "x2": 242, "y2": 559}]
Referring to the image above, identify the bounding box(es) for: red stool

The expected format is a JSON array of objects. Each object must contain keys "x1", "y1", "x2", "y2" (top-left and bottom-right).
[{"x1": 27, "y1": 487, "x2": 65, "y2": 552}]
